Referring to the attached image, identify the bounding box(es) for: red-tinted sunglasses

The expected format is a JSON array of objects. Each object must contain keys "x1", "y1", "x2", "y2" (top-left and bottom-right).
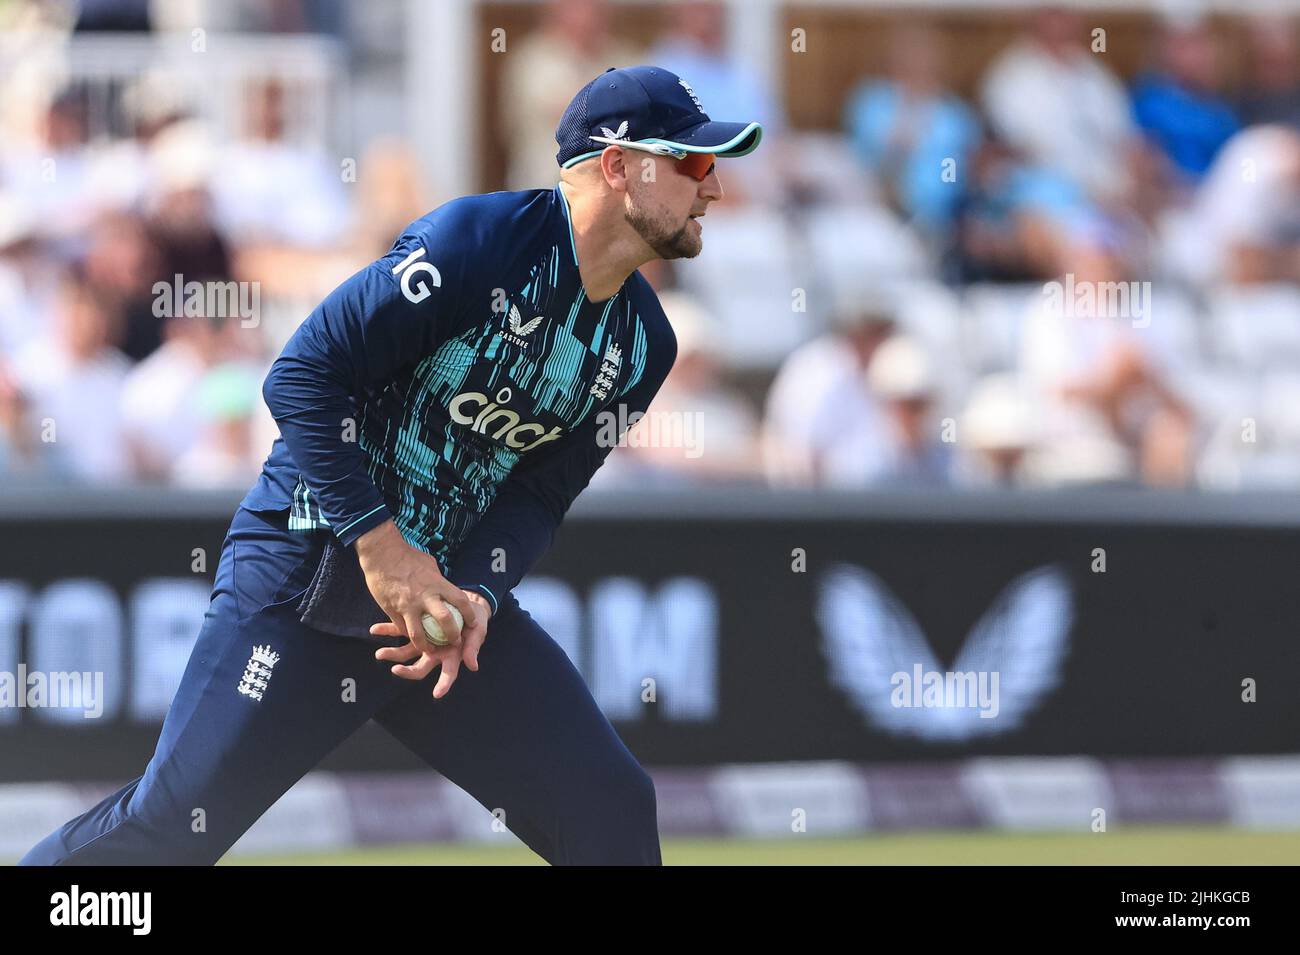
[
  {"x1": 676, "y1": 151, "x2": 717, "y2": 182},
  {"x1": 585, "y1": 136, "x2": 718, "y2": 181}
]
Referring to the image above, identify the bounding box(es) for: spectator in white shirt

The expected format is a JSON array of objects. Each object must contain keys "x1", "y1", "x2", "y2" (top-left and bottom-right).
[
  {"x1": 823, "y1": 335, "x2": 954, "y2": 489},
  {"x1": 210, "y1": 78, "x2": 349, "y2": 249},
  {"x1": 172, "y1": 362, "x2": 266, "y2": 488},
  {"x1": 12, "y1": 268, "x2": 131, "y2": 482},
  {"x1": 120, "y1": 314, "x2": 232, "y2": 481},
  {"x1": 762, "y1": 299, "x2": 897, "y2": 486},
  {"x1": 981, "y1": 6, "x2": 1140, "y2": 207},
  {"x1": 1019, "y1": 261, "x2": 1194, "y2": 487},
  {"x1": 498, "y1": 0, "x2": 642, "y2": 190},
  {"x1": 594, "y1": 291, "x2": 761, "y2": 487},
  {"x1": 1168, "y1": 125, "x2": 1300, "y2": 287}
]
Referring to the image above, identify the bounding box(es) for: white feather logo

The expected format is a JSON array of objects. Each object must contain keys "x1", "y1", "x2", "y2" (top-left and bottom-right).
[
  {"x1": 599, "y1": 121, "x2": 629, "y2": 141},
  {"x1": 507, "y1": 304, "x2": 544, "y2": 337},
  {"x1": 816, "y1": 563, "x2": 1073, "y2": 741}
]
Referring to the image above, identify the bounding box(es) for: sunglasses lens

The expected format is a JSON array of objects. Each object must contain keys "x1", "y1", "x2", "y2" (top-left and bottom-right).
[{"x1": 677, "y1": 152, "x2": 716, "y2": 181}]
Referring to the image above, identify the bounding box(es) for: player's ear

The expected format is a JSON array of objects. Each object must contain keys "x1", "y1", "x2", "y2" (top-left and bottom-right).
[{"x1": 599, "y1": 146, "x2": 630, "y2": 192}]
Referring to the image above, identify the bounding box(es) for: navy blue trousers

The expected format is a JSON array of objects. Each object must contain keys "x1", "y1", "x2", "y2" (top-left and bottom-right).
[{"x1": 20, "y1": 507, "x2": 660, "y2": 865}]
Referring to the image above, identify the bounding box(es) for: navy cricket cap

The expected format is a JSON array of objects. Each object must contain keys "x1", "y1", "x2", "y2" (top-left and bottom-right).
[{"x1": 555, "y1": 65, "x2": 763, "y2": 168}]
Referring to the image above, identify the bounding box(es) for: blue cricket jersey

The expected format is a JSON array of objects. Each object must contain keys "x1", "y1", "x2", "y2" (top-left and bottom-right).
[{"x1": 241, "y1": 184, "x2": 678, "y2": 613}]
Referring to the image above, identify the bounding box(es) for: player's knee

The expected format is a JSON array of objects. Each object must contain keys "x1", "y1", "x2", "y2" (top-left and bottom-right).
[
  {"x1": 588, "y1": 758, "x2": 658, "y2": 825},
  {"x1": 551, "y1": 760, "x2": 659, "y2": 864}
]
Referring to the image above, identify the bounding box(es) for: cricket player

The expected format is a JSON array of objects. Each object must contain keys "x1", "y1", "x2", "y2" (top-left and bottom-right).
[{"x1": 21, "y1": 67, "x2": 761, "y2": 865}]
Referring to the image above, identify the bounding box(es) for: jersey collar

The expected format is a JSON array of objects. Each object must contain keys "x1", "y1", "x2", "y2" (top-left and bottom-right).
[{"x1": 554, "y1": 183, "x2": 580, "y2": 269}]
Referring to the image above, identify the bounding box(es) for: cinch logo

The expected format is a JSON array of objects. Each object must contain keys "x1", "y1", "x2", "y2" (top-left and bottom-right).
[{"x1": 449, "y1": 386, "x2": 565, "y2": 451}]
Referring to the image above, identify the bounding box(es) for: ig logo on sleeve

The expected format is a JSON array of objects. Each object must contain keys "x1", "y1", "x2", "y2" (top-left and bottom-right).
[{"x1": 392, "y1": 247, "x2": 442, "y2": 304}]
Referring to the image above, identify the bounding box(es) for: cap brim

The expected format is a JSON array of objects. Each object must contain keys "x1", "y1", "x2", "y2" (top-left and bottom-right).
[{"x1": 647, "y1": 120, "x2": 763, "y2": 158}]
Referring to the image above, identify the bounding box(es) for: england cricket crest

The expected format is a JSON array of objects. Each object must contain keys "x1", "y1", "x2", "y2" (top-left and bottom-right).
[
  {"x1": 237, "y1": 644, "x2": 280, "y2": 702},
  {"x1": 590, "y1": 341, "x2": 623, "y2": 401}
]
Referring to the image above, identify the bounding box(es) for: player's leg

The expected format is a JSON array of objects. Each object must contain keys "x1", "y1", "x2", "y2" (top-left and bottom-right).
[
  {"x1": 20, "y1": 508, "x2": 405, "y2": 865},
  {"x1": 373, "y1": 593, "x2": 661, "y2": 865}
]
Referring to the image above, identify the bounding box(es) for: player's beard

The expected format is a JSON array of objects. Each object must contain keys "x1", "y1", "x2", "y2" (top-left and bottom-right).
[{"x1": 624, "y1": 194, "x2": 701, "y2": 260}]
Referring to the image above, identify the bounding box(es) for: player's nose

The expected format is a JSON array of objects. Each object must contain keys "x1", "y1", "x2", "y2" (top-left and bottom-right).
[{"x1": 699, "y1": 168, "x2": 723, "y2": 202}]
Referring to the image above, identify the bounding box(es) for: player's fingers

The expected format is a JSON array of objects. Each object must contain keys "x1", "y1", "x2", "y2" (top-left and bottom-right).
[
  {"x1": 437, "y1": 586, "x2": 475, "y2": 634},
  {"x1": 462, "y1": 598, "x2": 488, "y2": 642},
  {"x1": 369, "y1": 621, "x2": 405, "y2": 639},
  {"x1": 391, "y1": 650, "x2": 438, "y2": 681},
  {"x1": 374, "y1": 642, "x2": 420, "y2": 664},
  {"x1": 403, "y1": 612, "x2": 433, "y2": 654},
  {"x1": 421, "y1": 596, "x2": 462, "y2": 646},
  {"x1": 432, "y1": 652, "x2": 460, "y2": 699},
  {"x1": 384, "y1": 608, "x2": 411, "y2": 637},
  {"x1": 461, "y1": 622, "x2": 486, "y2": 672}
]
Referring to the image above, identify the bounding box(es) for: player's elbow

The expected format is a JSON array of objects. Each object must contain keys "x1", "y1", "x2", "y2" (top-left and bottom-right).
[
  {"x1": 260, "y1": 357, "x2": 312, "y2": 422},
  {"x1": 261, "y1": 359, "x2": 286, "y2": 418}
]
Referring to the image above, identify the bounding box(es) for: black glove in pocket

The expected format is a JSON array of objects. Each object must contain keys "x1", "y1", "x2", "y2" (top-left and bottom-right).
[{"x1": 296, "y1": 537, "x2": 388, "y2": 640}]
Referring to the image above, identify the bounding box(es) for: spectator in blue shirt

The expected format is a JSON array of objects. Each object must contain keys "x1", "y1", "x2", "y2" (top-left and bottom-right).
[
  {"x1": 843, "y1": 23, "x2": 979, "y2": 236},
  {"x1": 1132, "y1": 20, "x2": 1239, "y2": 183}
]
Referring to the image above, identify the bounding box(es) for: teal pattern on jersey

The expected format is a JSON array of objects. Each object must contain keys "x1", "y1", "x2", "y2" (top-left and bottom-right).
[{"x1": 287, "y1": 237, "x2": 650, "y2": 562}]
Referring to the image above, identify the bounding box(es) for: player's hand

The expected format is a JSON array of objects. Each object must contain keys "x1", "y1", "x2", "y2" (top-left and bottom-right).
[
  {"x1": 354, "y1": 519, "x2": 475, "y2": 656},
  {"x1": 370, "y1": 591, "x2": 493, "y2": 698}
]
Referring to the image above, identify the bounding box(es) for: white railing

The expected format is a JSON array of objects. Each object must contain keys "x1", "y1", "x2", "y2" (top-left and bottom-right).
[{"x1": 2, "y1": 32, "x2": 348, "y2": 150}]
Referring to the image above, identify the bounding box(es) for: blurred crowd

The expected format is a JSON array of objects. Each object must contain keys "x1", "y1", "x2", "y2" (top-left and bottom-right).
[{"x1": 1, "y1": 0, "x2": 1299, "y2": 494}]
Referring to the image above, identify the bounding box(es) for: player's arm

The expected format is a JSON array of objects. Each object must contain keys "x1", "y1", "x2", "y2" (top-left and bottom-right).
[
  {"x1": 263, "y1": 233, "x2": 453, "y2": 544},
  {"x1": 447, "y1": 318, "x2": 679, "y2": 611},
  {"x1": 261, "y1": 220, "x2": 477, "y2": 655},
  {"x1": 372, "y1": 385, "x2": 672, "y2": 687}
]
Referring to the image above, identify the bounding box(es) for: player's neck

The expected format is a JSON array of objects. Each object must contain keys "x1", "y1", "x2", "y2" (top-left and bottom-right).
[{"x1": 560, "y1": 181, "x2": 654, "y2": 303}]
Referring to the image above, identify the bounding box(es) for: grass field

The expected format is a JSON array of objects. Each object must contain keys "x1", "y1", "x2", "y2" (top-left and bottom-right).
[{"x1": 220, "y1": 827, "x2": 1300, "y2": 865}]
